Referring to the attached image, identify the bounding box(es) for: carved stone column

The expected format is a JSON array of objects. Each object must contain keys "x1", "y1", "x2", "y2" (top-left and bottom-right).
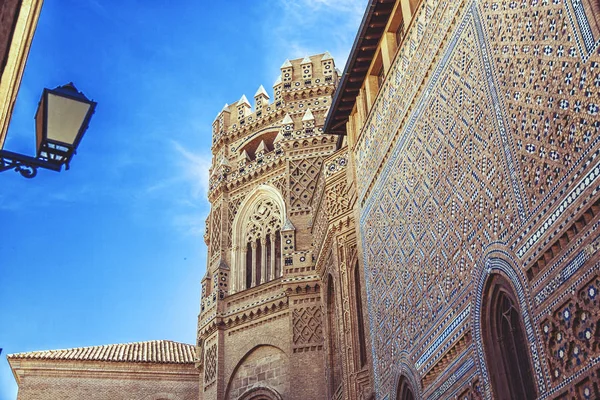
[
  {"x1": 240, "y1": 245, "x2": 247, "y2": 290},
  {"x1": 260, "y1": 236, "x2": 267, "y2": 284},
  {"x1": 231, "y1": 245, "x2": 239, "y2": 292},
  {"x1": 251, "y1": 241, "x2": 257, "y2": 287},
  {"x1": 270, "y1": 234, "x2": 276, "y2": 280}
]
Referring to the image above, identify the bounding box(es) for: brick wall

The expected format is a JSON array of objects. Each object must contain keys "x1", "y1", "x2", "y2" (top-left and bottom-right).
[{"x1": 10, "y1": 359, "x2": 199, "y2": 400}]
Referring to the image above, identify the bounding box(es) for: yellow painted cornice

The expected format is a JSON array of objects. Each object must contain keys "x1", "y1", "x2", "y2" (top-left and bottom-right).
[{"x1": 0, "y1": 0, "x2": 44, "y2": 149}]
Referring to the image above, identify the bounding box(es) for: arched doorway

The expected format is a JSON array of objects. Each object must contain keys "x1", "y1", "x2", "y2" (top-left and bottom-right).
[
  {"x1": 238, "y1": 387, "x2": 282, "y2": 400},
  {"x1": 396, "y1": 376, "x2": 415, "y2": 400},
  {"x1": 482, "y1": 273, "x2": 537, "y2": 399}
]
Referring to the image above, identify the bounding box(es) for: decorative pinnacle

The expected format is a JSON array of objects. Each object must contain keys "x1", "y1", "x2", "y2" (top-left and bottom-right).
[
  {"x1": 335, "y1": 67, "x2": 342, "y2": 75},
  {"x1": 281, "y1": 113, "x2": 293, "y2": 125},
  {"x1": 282, "y1": 218, "x2": 295, "y2": 231},
  {"x1": 321, "y1": 51, "x2": 333, "y2": 61},
  {"x1": 273, "y1": 131, "x2": 284, "y2": 143},
  {"x1": 273, "y1": 75, "x2": 282, "y2": 86},
  {"x1": 281, "y1": 59, "x2": 292, "y2": 69},
  {"x1": 256, "y1": 140, "x2": 267, "y2": 154},
  {"x1": 301, "y1": 55, "x2": 312, "y2": 65},
  {"x1": 302, "y1": 108, "x2": 315, "y2": 121},
  {"x1": 238, "y1": 94, "x2": 251, "y2": 107},
  {"x1": 254, "y1": 85, "x2": 269, "y2": 98},
  {"x1": 221, "y1": 103, "x2": 230, "y2": 112}
]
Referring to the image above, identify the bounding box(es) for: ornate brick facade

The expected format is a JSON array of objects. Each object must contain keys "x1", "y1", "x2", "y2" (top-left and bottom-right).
[{"x1": 326, "y1": 0, "x2": 600, "y2": 398}]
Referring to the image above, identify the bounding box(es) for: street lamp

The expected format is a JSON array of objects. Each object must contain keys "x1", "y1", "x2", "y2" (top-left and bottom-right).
[{"x1": 0, "y1": 83, "x2": 96, "y2": 178}]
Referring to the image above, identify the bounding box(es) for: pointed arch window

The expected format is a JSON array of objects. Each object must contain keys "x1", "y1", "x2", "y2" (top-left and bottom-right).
[
  {"x1": 482, "y1": 273, "x2": 537, "y2": 399},
  {"x1": 242, "y1": 198, "x2": 282, "y2": 289},
  {"x1": 232, "y1": 187, "x2": 287, "y2": 293},
  {"x1": 396, "y1": 376, "x2": 415, "y2": 400}
]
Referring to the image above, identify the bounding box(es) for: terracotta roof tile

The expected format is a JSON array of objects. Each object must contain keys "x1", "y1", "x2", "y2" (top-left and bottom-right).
[{"x1": 7, "y1": 340, "x2": 195, "y2": 364}]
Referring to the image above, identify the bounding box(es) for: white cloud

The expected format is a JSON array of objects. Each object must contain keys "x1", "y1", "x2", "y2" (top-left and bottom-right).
[
  {"x1": 144, "y1": 141, "x2": 211, "y2": 199},
  {"x1": 141, "y1": 140, "x2": 211, "y2": 237},
  {"x1": 265, "y1": 0, "x2": 368, "y2": 71},
  {"x1": 279, "y1": 0, "x2": 365, "y2": 14},
  {"x1": 171, "y1": 140, "x2": 211, "y2": 200},
  {"x1": 172, "y1": 211, "x2": 208, "y2": 237}
]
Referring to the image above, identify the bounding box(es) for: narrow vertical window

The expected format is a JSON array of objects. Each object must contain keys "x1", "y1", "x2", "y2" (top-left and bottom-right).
[
  {"x1": 328, "y1": 276, "x2": 342, "y2": 393},
  {"x1": 354, "y1": 262, "x2": 368, "y2": 368},
  {"x1": 255, "y1": 238, "x2": 262, "y2": 284},
  {"x1": 395, "y1": 22, "x2": 405, "y2": 47},
  {"x1": 245, "y1": 242, "x2": 252, "y2": 289},
  {"x1": 266, "y1": 235, "x2": 272, "y2": 280},
  {"x1": 387, "y1": 0, "x2": 406, "y2": 55},
  {"x1": 482, "y1": 273, "x2": 537, "y2": 399},
  {"x1": 235, "y1": 195, "x2": 284, "y2": 291},
  {"x1": 377, "y1": 67, "x2": 385, "y2": 88},
  {"x1": 275, "y1": 230, "x2": 281, "y2": 277}
]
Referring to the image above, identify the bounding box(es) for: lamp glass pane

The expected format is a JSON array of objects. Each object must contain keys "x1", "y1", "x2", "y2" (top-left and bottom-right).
[
  {"x1": 46, "y1": 93, "x2": 91, "y2": 146},
  {"x1": 35, "y1": 95, "x2": 46, "y2": 153}
]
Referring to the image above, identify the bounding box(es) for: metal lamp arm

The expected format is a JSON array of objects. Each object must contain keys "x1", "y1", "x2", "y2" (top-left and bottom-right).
[{"x1": 0, "y1": 149, "x2": 62, "y2": 178}]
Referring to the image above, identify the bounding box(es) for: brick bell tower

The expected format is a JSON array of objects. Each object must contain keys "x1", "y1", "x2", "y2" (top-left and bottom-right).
[{"x1": 196, "y1": 53, "x2": 341, "y2": 400}]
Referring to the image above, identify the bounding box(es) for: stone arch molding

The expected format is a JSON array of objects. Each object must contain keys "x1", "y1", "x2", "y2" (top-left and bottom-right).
[
  {"x1": 390, "y1": 356, "x2": 421, "y2": 400},
  {"x1": 238, "y1": 386, "x2": 283, "y2": 400},
  {"x1": 231, "y1": 184, "x2": 287, "y2": 293},
  {"x1": 225, "y1": 344, "x2": 289, "y2": 400},
  {"x1": 471, "y1": 250, "x2": 545, "y2": 399},
  {"x1": 141, "y1": 394, "x2": 183, "y2": 400}
]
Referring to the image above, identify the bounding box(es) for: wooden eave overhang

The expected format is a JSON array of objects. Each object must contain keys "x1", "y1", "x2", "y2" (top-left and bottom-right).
[{"x1": 323, "y1": 0, "x2": 395, "y2": 135}]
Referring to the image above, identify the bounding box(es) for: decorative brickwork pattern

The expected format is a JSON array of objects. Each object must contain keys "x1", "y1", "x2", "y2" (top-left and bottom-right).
[
  {"x1": 204, "y1": 343, "x2": 218, "y2": 385},
  {"x1": 480, "y1": 0, "x2": 600, "y2": 211},
  {"x1": 553, "y1": 368, "x2": 600, "y2": 399},
  {"x1": 209, "y1": 205, "x2": 222, "y2": 259},
  {"x1": 362, "y1": 13, "x2": 519, "y2": 390},
  {"x1": 292, "y1": 305, "x2": 324, "y2": 346},
  {"x1": 290, "y1": 156, "x2": 323, "y2": 212},
  {"x1": 422, "y1": 332, "x2": 472, "y2": 388},
  {"x1": 273, "y1": 175, "x2": 288, "y2": 204},
  {"x1": 325, "y1": 180, "x2": 350, "y2": 219},
  {"x1": 226, "y1": 195, "x2": 244, "y2": 248},
  {"x1": 540, "y1": 275, "x2": 600, "y2": 384},
  {"x1": 353, "y1": 0, "x2": 600, "y2": 397},
  {"x1": 456, "y1": 378, "x2": 484, "y2": 400}
]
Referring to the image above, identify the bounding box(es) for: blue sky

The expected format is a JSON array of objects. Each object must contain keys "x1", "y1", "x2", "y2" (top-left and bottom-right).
[{"x1": 0, "y1": 0, "x2": 366, "y2": 398}]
